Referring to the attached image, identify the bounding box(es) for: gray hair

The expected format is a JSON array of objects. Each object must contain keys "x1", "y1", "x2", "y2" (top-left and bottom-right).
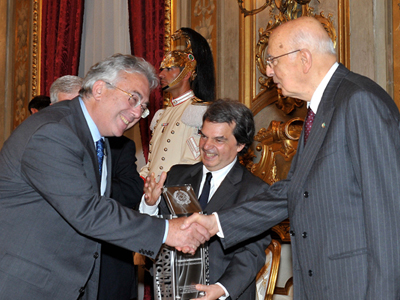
[
  {"x1": 80, "y1": 53, "x2": 159, "y2": 98},
  {"x1": 50, "y1": 75, "x2": 83, "y2": 103},
  {"x1": 290, "y1": 26, "x2": 336, "y2": 56}
]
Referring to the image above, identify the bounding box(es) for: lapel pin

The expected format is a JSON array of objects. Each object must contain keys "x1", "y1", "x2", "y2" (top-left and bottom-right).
[{"x1": 322, "y1": 123, "x2": 326, "y2": 128}]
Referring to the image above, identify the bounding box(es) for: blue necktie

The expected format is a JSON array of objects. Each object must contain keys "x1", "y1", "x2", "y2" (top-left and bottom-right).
[
  {"x1": 199, "y1": 172, "x2": 212, "y2": 210},
  {"x1": 96, "y1": 139, "x2": 105, "y2": 178}
]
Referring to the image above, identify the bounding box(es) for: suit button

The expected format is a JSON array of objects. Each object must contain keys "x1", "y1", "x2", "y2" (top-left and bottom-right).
[
  {"x1": 176, "y1": 122, "x2": 180, "y2": 126},
  {"x1": 167, "y1": 139, "x2": 171, "y2": 143},
  {"x1": 159, "y1": 166, "x2": 163, "y2": 170},
  {"x1": 93, "y1": 252, "x2": 99, "y2": 258},
  {"x1": 164, "y1": 148, "x2": 168, "y2": 151},
  {"x1": 303, "y1": 191, "x2": 309, "y2": 198},
  {"x1": 308, "y1": 270, "x2": 313, "y2": 276},
  {"x1": 161, "y1": 157, "x2": 165, "y2": 161},
  {"x1": 79, "y1": 287, "x2": 85, "y2": 293},
  {"x1": 289, "y1": 230, "x2": 295, "y2": 236},
  {"x1": 302, "y1": 232, "x2": 307, "y2": 238},
  {"x1": 171, "y1": 130, "x2": 175, "y2": 134}
]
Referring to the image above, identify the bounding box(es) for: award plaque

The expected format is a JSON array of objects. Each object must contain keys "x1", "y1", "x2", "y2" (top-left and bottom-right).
[
  {"x1": 153, "y1": 185, "x2": 209, "y2": 300},
  {"x1": 162, "y1": 184, "x2": 202, "y2": 215}
]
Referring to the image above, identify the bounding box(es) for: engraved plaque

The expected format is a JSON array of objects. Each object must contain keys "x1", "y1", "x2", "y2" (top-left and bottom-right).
[
  {"x1": 154, "y1": 185, "x2": 209, "y2": 299},
  {"x1": 162, "y1": 184, "x2": 202, "y2": 215}
]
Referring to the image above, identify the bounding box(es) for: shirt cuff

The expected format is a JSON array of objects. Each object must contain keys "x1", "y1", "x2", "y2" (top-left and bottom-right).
[
  {"x1": 163, "y1": 219, "x2": 169, "y2": 243},
  {"x1": 138, "y1": 194, "x2": 160, "y2": 215},
  {"x1": 215, "y1": 282, "x2": 229, "y2": 300},
  {"x1": 212, "y1": 212, "x2": 224, "y2": 238}
]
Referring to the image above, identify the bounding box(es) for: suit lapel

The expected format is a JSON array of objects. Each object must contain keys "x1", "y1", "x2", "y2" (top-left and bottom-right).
[
  {"x1": 289, "y1": 65, "x2": 349, "y2": 201},
  {"x1": 104, "y1": 138, "x2": 112, "y2": 197},
  {"x1": 70, "y1": 97, "x2": 101, "y2": 189},
  {"x1": 205, "y1": 161, "x2": 242, "y2": 212},
  {"x1": 187, "y1": 164, "x2": 203, "y2": 196}
]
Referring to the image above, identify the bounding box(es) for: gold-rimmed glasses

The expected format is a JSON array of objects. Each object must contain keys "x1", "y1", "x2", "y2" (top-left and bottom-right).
[
  {"x1": 265, "y1": 49, "x2": 301, "y2": 68},
  {"x1": 104, "y1": 81, "x2": 150, "y2": 119}
]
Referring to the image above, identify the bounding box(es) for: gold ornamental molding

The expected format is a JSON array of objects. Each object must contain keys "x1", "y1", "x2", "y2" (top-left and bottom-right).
[
  {"x1": 240, "y1": 0, "x2": 341, "y2": 114},
  {"x1": 164, "y1": 0, "x2": 173, "y2": 53},
  {"x1": 237, "y1": 0, "x2": 272, "y2": 17},
  {"x1": 337, "y1": 0, "x2": 350, "y2": 68},
  {"x1": 32, "y1": 0, "x2": 41, "y2": 97}
]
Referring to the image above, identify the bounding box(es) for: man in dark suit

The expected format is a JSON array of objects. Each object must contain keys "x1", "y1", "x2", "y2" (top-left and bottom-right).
[
  {"x1": 141, "y1": 99, "x2": 271, "y2": 300},
  {"x1": 50, "y1": 75, "x2": 143, "y2": 300},
  {"x1": 185, "y1": 16, "x2": 400, "y2": 300},
  {"x1": 0, "y1": 54, "x2": 209, "y2": 300}
]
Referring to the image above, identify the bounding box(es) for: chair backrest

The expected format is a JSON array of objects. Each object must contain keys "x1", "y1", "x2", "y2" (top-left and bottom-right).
[{"x1": 255, "y1": 239, "x2": 281, "y2": 300}]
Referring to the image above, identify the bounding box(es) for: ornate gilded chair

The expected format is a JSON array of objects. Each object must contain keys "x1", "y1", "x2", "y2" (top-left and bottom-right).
[{"x1": 255, "y1": 239, "x2": 281, "y2": 300}]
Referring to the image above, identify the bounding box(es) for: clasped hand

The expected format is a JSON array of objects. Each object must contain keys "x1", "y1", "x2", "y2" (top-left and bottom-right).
[{"x1": 144, "y1": 172, "x2": 215, "y2": 255}]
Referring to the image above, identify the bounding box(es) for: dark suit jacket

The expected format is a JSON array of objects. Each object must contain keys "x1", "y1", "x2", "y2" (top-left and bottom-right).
[
  {"x1": 0, "y1": 98, "x2": 165, "y2": 300},
  {"x1": 160, "y1": 161, "x2": 271, "y2": 300},
  {"x1": 218, "y1": 64, "x2": 400, "y2": 299},
  {"x1": 98, "y1": 136, "x2": 144, "y2": 300}
]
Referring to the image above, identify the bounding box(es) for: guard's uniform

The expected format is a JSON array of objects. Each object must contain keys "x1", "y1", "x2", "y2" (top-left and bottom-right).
[{"x1": 140, "y1": 90, "x2": 207, "y2": 180}]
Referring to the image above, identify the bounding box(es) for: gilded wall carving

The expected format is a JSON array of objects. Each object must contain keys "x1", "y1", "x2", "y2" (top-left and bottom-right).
[
  {"x1": 13, "y1": 0, "x2": 31, "y2": 128},
  {"x1": 191, "y1": 0, "x2": 217, "y2": 67}
]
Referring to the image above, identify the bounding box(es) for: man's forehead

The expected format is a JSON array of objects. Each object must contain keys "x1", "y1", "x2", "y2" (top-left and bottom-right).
[
  {"x1": 203, "y1": 120, "x2": 235, "y2": 134},
  {"x1": 268, "y1": 35, "x2": 285, "y2": 53}
]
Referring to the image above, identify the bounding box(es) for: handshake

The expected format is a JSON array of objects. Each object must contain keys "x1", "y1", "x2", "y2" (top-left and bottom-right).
[
  {"x1": 165, "y1": 213, "x2": 220, "y2": 255},
  {"x1": 144, "y1": 172, "x2": 220, "y2": 254}
]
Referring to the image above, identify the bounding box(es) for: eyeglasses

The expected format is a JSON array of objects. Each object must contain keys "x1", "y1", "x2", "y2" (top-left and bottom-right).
[
  {"x1": 104, "y1": 81, "x2": 150, "y2": 119},
  {"x1": 265, "y1": 49, "x2": 301, "y2": 68}
]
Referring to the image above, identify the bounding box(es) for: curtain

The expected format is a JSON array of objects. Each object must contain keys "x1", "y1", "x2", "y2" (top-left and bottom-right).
[
  {"x1": 40, "y1": 0, "x2": 85, "y2": 95},
  {"x1": 78, "y1": 0, "x2": 131, "y2": 77},
  {"x1": 128, "y1": 0, "x2": 165, "y2": 162}
]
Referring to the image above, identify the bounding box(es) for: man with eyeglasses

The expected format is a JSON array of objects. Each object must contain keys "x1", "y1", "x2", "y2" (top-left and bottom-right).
[
  {"x1": 0, "y1": 54, "x2": 210, "y2": 300},
  {"x1": 185, "y1": 16, "x2": 400, "y2": 300},
  {"x1": 50, "y1": 75, "x2": 144, "y2": 300}
]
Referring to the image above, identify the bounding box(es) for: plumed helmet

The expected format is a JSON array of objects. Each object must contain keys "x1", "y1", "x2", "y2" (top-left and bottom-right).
[{"x1": 160, "y1": 27, "x2": 216, "y2": 103}]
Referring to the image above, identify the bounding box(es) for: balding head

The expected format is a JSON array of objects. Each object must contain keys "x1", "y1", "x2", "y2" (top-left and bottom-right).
[
  {"x1": 271, "y1": 17, "x2": 336, "y2": 56},
  {"x1": 266, "y1": 17, "x2": 337, "y2": 101}
]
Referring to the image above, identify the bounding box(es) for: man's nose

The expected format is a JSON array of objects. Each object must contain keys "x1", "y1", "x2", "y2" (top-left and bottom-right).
[
  {"x1": 130, "y1": 105, "x2": 143, "y2": 119},
  {"x1": 266, "y1": 64, "x2": 274, "y2": 77},
  {"x1": 202, "y1": 139, "x2": 213, "y2": 150}
]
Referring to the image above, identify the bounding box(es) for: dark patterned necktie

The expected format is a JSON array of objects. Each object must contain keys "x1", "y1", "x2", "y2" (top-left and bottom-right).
[
  {"x1": 96, "y1": 139, "x2": 105, "y2": 178},
  {"x1": 199, "y1": 172, "x2": 212, "y2": 210},
  {"x1": 304, "y1": 107, "x2": 315, "y2": 145}
]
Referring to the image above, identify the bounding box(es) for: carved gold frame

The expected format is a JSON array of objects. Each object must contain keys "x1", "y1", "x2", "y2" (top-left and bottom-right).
[
  {"x1": 239, "y1": 0, "x2": 350, "y2": 111},
  {"x1": 32, "y1": 0, "x2": 41, "y2": 97}
]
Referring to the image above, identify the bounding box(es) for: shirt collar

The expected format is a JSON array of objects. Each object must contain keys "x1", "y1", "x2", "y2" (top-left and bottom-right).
[
  {"x1": 171, "y1": 90, "x2": 194, "y2": 106},
  {"x1": 309, "y1": 62, "x2": 339, "y2": 113},
  {"x1": 79, "y1": 97, "x2": 102, "y2": 143},
  {"x1": 202, "y1": 157, "x2": 237, "y2": 188}
]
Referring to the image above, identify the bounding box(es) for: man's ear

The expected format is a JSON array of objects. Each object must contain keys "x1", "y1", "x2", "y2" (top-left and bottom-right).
[
  {"x1": 237, "y1": 143, "x2": 245, "y2": 153},
  {"x1": 183, "y1": 70, "x2": 192, "y2": 81},
  {"x1": 300, "y1": 49, "x2": 312, "y2": 74},
  {"x1": 92, "y1": 80, "x2": 105, "y2": 100}
]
